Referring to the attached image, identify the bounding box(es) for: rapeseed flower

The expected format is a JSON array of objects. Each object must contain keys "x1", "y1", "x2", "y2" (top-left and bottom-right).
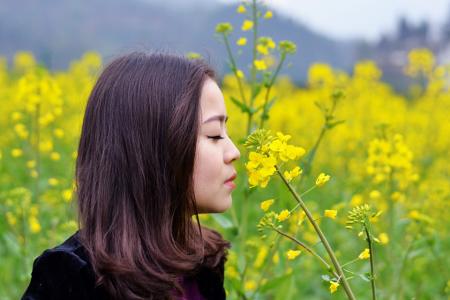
[
  {"x1": 315, "y1": 173, "x2": 330, "y2": 187},
  {"x1": 48, "y1": 178, "x2": 59, "y2": 186},
  {"x1": 324, "y1": 209, "x2": 338, "y2": 219},
  {"x1": 254, "y1": 59, "x2": 267, "y2": 71},
  {"x1": 237, "y1": 4, "x2": 246, "y2": 14},
  {"x1": 215, "y1": 22, "x2": 233, "y2": 35},
  {"x1": 277, "y1": 209, "x2": 290, "y2": 222},
  {"x1": 260, "y1": 199, "x2": 275, "y2": 212},
  {"x1": 241, "y1": 20, "x2": 253, "y2": 31},
  {"x1": 286, "y1": 249, "x2": 301, "y2": 260},
  {"x1": 236, "y1": 37, "x2": 247, "y2": 46},
  {"x1": 329, "y1": 281, "x2": 340, "y2": 293},
  {"x1": 29, "y1": 216, "x2": 41, "y2": 233},
  {"x1": 264, "y1": 10, "x2": 273, "y2": 19},
  {"x1": 11, "y1": 148, "x2": 23, "y2": 158},
  {"x1": 283, "y1": 166, "x2": 302, "y2": 182},
  {"x1": 358, "y1": 248, "x2": 370, "y2": 260}
]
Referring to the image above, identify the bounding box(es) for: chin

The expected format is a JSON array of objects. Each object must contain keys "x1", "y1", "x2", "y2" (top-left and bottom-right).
[{"x1": 207, "y1": 198, "x2": 233, "y2": 214}]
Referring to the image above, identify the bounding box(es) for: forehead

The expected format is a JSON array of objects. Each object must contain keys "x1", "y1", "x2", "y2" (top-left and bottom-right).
[{"x1": 199, "y1": 78, "x2": 226, "y2": 123}]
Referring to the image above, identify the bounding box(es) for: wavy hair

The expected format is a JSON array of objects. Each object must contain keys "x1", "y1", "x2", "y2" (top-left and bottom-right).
[{"x1": 75, "y1": 51, "x2": 229, "y2": 299}]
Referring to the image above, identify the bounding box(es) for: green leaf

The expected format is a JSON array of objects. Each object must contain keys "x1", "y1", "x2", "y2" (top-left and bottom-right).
[
  {"x1": 237, "y1": 254, "x2": 246, "y2": 274},
  {"x1": 266, "y1": 96, "x2": 277, "y2": 110},
  {"x1": 314, "y1": 101, "x2": 325, "y2": 112},
  {"x1": 359, "y1": 273, "x2": 371, "y2": 282},
  {"x1": 230, "y1": 96, "x2": 252, "y2": 114},
  {"x1": 253, "y1": 84, "x2": 263, "y2": 99},
  {"x1": 259, "y1": 272, "x2": 293, "y2": 293},
  {"x1": 326, "y1": 119, "x2": 346, "y2": 129},
  {"x1": 211, "y1": 214, "x2": 234, "y2": 229}
]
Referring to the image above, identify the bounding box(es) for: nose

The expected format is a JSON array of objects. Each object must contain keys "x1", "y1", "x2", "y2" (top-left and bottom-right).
[{"x1": 225, "y1": 138, "x2": 241, "y2": 163}]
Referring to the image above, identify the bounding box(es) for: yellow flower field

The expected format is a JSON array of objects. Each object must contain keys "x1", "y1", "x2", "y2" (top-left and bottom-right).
[{"x1": 1, "y1": 1, "x2": 449, "y2": 299}]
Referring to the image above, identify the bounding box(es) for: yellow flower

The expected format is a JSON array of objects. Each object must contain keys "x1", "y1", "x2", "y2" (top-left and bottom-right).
[
  {"x1": 391, "y1": 191, "x2": 405, "y2": 202},
  {"x1": 276, "y1": 132, "x2": 291, "y2": 142},
  {"x1": 11, "y1": 111, "x2": 23, "y2": 122},
  {"x1": 54, "y1": 128, "x2": 64, "y2": 138},
  {"x1": 62, "y1": 189, "x2": 73, "y2": 202},
  {"x1": 215, "y1": 22, "x2": 233, "y2": 34},
  {"x1": 39, "y1": 140, "x2": 53, "y2": 153},
  {"x1": 267, "y1": 38, "x2": 276, "y2": 49},
  {"x1": 12, "y1": 148, "x2": 23, "y2": 158},
  {"x1": 257, "y1": 44, "x2": 269, "y2": 55},
  {"x1": 264, "y1": 10, "x2": 273, "y2": 19},
  {"x1": 30, "y1": 170, "x2": 38, "y2": 178},
  {"x1": 369, "y1": 190, "x2": 381, "y2": 200},
  {"x1": 260, "y1": 199, "x2": 275, "y2": 212},
  {"x1": 324, "y1": 209, "x2": 338, "y2": 219},
  {"x1": 237, "y1": 4, "x2": 246, "y2": 14},
  {"x1": 6, "y1": 212, "x2": 17, "y2": 226},
  {"x1": 186, "y1": 52, "x2": 201, "y2": 60},
  {"x1": 379, "y1": 233, "x2": 389, "y2": 245},
  {"x1": 254, "y1": 247, "x2": 268, "y2": 268},
  {"x1": 282, "y1": 145, "x2": 305, "y2": 161},
  {"x1": 277, "y1": 209, "x2": 290, "y2": 222},
  {"x1": 286, "y1": 249, "x2": 301, "y2": 260},
  {"x1": 247, "y1": 151, "x2": 264, "y2": 170},
  {"x1": 236, "y1": 37, "x2": 247, "y2": 46},
  {"x1": 358, "y1": 248, "x2": 370, "y2": 260},
  {"x1": 50, "y1": 152, "x2": 61, "y2": 161},
  {"x1": 48, "y1": 178, "x2": 59, "y2": 186},
  {"x1": 241, "y1": 20, "x2": 253, "y2": 31},
  {"x1": 26, "y1": 160, "x2": 36, "y2": 169},
  {"x1": 29, "y1": 216, "x2": 41, "y2": 233},
  {"x1": 29, "y1": 205, "x2": 39, "y2": 216},
  {"x1": 272, "y1": 252, "x2": 279, "y2": 264},
  {"x1": 283, "y1": 166, "x2": 302, "y2": 182},
  {"x1": 14, "y1": 123, "x2": 29, "y2": 139},
  {"x1": 350, "y1": 194, "x2": 363, "y2": 206},
  {"x1": 329, "y1": 281, "x2": 340, "y2": 293},
  {"x1": 244, "y1": 280, "x2": 256, "y2": 291},
  {"x1": 236, "y1": 69, "x2": 245, "y2": 79},
  {"x1": 254, "y1": 59, "x2": 267, "y2": 71},
  {"x1": 315, "y1": 173, "x2": 330, "y2": 187}
]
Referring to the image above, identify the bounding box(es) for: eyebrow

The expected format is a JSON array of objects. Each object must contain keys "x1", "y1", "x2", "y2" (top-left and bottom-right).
[{"x1": 203, "y1": 114, "x2": 228, "y2": 124}]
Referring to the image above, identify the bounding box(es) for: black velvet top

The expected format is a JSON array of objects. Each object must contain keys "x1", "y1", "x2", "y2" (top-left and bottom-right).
[{"x1": 21, "y1": 231, "x2": 227, "y2": 300}]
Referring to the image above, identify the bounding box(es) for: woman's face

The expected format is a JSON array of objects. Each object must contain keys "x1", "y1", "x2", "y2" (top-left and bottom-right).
[{"x1": 193, "y1": 77, "x2": 241, "y2": 213}]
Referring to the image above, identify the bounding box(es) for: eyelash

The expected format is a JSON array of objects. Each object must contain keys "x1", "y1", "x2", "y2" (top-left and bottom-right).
[{"x1": 208, "y1": 135, "x2": 225, "y2": 140}]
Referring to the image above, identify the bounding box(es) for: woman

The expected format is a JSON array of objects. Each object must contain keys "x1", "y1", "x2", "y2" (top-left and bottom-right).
[{"x1": 21, "y1": 51, "x2": 241, "y2": 299}]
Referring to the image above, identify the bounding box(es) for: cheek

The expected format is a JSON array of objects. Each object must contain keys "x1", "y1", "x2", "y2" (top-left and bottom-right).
[{"x1": 193, "y1": 141, "x2": 222, "y2": 184}]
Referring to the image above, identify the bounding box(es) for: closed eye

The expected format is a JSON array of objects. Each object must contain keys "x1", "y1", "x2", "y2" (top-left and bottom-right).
[{"x1": 208, "y1": 135, "x2": 225, "y2": 140}]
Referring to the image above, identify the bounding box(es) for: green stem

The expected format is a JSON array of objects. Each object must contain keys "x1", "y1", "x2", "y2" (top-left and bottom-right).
[
  {"x1": 250, "y1": 234, "x2": 281, "y2": 299},
  {"x1": 364, "y1": 223, "x2": 377, "y2": 300},
  {"x1": 259, "y1": 53, "x2": 286, "y2": 129},
  {"x1": 275, "y1": 165, "x2": 356, "y2": 300},
  {"x1": 341, "y1": 257, "x2": 360, "y2": 268},
  {"x1": 222, "y1": 34, "x2": 248, "y2": 106},
  {"x1": 299, "y1": 122, "x2": 327, "y2": 184},
  {"x1": 249, "y1": 0, "x2": 258, "y2": 105},
  {"x1": 33, "y1": 102, "x2": 41, "y2": 205},
  {"x1": 272, "y1": 226, "x2": 338, "y2": 278}
]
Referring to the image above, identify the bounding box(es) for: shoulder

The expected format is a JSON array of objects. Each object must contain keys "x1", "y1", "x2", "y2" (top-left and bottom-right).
[
  {"x1": 195, "y1": 253, "x2": 227, "y2": 300},
  {"x1": 21, "y1": 231, "x2": 100, "y2": 300}
]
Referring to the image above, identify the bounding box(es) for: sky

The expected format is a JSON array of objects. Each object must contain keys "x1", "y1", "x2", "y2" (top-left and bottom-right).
[{"x1": 215, "y1": 0, "x2": 450, "y2": 41}]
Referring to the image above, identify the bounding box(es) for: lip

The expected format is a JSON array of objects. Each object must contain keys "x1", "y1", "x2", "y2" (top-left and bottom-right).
[
  {"x1": 224, "y1": 181, "x2": 236, "y2": 189},
  {"x1": 225, "y1": 172, "x2": 237, "y2": 183}
]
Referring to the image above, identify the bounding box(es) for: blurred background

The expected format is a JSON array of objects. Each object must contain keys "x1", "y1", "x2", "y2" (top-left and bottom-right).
[
  {"x1": 1, "y1": 1, "x2": 449, "y2": 299},
  {"x1": 1, "y1": 0, "x2": 449, "y2": 90}
]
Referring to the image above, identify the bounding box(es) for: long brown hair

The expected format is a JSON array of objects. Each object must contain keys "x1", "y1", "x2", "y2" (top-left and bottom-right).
[{"x1": 75, "y1": 51, "x2": 230, "y2": 299}]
